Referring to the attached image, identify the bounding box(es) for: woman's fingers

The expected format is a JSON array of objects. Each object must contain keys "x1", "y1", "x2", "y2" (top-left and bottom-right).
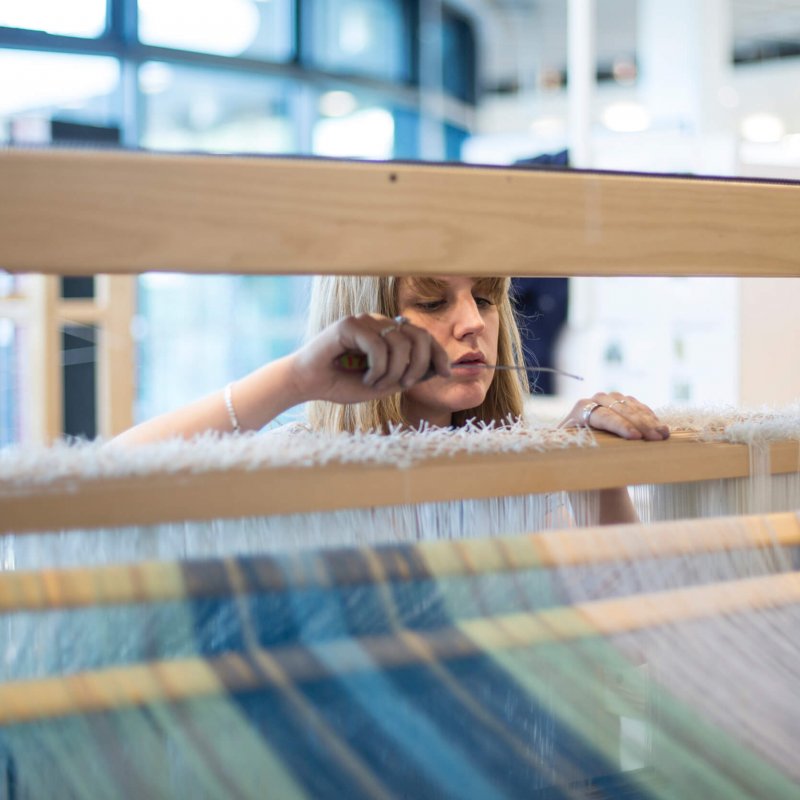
[
  {"x1": 336, "y1": 314, "x2": 445, "y2": 392},
  {"x1": 599, "y1": 393, "x2": 670, "y2": 440},
  {"x1": 398, "y1": 324, "x2": 450, "y2": 387},
  {"x1": 372, "y1": 327, "x2": 413, "y2": 390},
  {"x1": 563, "y1": 392, "x2": 669, "y2": 441},
  {"x1": 341, "y1": 317, "x2": 389, "y2": 386}
]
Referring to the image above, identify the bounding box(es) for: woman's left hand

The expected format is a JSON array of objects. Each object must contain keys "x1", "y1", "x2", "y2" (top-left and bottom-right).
[{"x1": 560, "y1": 392, "x2": 670, "y2": 441}]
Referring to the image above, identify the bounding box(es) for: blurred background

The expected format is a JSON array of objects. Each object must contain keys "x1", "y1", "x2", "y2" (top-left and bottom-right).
[{"x1": 1, "y1": 0, "x2": 799, "y2": 443}]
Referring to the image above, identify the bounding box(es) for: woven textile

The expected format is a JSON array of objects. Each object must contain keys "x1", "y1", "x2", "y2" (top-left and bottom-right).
[{"x1": 1, "y1": 528, "x2": 799, "y2": 799}]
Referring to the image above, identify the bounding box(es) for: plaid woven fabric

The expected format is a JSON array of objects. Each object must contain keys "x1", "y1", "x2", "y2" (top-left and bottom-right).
[{"x1": 1, "y1": 532, "x2": 798, "y2": 799}]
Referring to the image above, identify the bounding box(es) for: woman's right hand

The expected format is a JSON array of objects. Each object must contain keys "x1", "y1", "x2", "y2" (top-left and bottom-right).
[{"x1": 288, "y1": 314, "x2": 451, "y2": 405}]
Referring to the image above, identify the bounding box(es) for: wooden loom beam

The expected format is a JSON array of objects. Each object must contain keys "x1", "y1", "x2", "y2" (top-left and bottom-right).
[
  {"x1": 0, "y1": 432, "x2": 798, "y2": 535},
  {"x1": 1, "y1": 148, "x2": 799, "y2": 278},
  {"x1": 0, "y1": 511, "x2": 798, "y2": 613}
]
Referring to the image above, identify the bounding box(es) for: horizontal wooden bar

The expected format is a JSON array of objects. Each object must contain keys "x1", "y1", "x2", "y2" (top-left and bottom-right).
[
  {"x1": 57, "y1": 299, "x2": 106, "y2": 325},
  {"x1": 1, "y1": 432, "x2": 797, "y2": 535},
  {"x1": 1, "y1": 149, "x2": 799, "y2": 277},
  {"x1": 1, "y1": 570, "x2": 797, "y2": 725},
  {"x1": 1, "y1": 511, "x2": 797, "y2": 613}
]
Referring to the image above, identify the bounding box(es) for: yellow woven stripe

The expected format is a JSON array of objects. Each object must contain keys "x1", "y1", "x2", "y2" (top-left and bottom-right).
[
  {"x1": 1, "y1": 571, "x2": 797, "y2": 726},
  {"x1": 0, "y1": 559, "x2": 186, "y2": 612},
  {"x1": 1, "y1": 512, "x2": 797, "y2": 613}
]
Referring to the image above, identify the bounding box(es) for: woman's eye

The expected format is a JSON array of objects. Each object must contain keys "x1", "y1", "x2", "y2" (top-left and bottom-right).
[
  {"x1": 474, "y1": 296, "x2": 494, "y2": 307},
  {"x1": 416, "y1": 299, "x2": 445, "y2": 311}
]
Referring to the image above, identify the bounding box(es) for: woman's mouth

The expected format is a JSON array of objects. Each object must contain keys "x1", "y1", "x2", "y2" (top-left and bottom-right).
[{"x1": 452, "y1": 353, "x2": 487, "y2": 370}]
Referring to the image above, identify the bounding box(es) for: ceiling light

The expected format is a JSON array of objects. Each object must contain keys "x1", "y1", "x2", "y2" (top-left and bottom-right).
[
  {"x1": 319, "y1": 91, "x2": 358, "y2": 118},
  {"x1": 138, "y1": 0, "x2": 259, "y2": 57},
  {"x1": 528, "y1": 117, "x2": 564, "y2": 137},
  {"x1": 601, "y1": 102, "x2": 651, "y2": 133},
  {"x1": 740, "y1": 113, "x2": 786, "y2": 144}
]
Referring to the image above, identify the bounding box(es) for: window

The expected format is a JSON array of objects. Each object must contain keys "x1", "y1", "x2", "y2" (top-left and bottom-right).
[
  {"x1": 305, "y1": 0, "x2": 410, "y2": 82},
  {"x1": 0, "y1": 319, "x2": 23, "y2": 446},
  {"x1": 0, "y1": 0, "x2": 107, "y2": 38},
  {"x1": 139, "y1": 62, "x2": 297, "y2": 153},
  {"x1": 0, "y1": 50, "x2": 120, "y2": 144},
  {"x1": 313, "y1": 87, "x2": 395, "y2": 159},
  {"x1": 136, "y1": 275, "x2": 310, "y2": 424},
  {"x1": 443, "y1": 7, "x2": 477, "y2": 104},
  {"x1": 138, "y1": 0, "x2": 294, "y2": 60}
]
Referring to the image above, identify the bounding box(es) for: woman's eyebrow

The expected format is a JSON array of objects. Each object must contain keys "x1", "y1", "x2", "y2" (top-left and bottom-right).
[
  {"x1": 473, "y1": 278, "x2": 501, "y2": 297},
  {"x1": 406, "y1": 277, "x2": 448, "y2": 295}
]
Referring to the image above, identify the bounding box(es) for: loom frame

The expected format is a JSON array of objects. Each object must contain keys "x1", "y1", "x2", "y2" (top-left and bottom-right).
[
  {"x1": 1, "y1": 148, "x2": 799, "y2": 278},
  {"x1": 0, "y1": 148, "x2": 799, "y2": 533},
  {"x1": 1, "y1": 432, "x2": 799, "y2": 535}
]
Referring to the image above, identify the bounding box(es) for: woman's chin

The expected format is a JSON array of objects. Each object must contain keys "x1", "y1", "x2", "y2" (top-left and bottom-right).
[
  {"x1": 403, "y1": 379, "x2": 490, "y2": 423},
  {"x1": 445, "y1": 385, "x2": 489, "y2": 413}
]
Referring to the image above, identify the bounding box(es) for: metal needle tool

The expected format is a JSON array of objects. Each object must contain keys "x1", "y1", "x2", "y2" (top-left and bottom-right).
[
  {"x1": 459, "y1": 363, "x2": 584, "y2": 381},
  {"x1": 335, "y1": 352, "x2": 583, "y2": 382}
]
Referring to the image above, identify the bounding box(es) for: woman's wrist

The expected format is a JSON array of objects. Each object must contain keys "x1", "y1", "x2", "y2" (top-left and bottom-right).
[
  {"x1": 223, "y1": 382, "x2": 241, "y2": 433},
  {"x1": 231, "y1": 355, "x2": 309, "y2": 431}
]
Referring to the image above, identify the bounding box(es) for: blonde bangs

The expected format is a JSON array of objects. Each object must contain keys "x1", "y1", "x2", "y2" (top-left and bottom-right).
[
  {"x1": 473, "y1": 276, "x2": 508, "y2": 302},
  {"x1": 403, "y1": 276, "x2": 508, "y2": 303}
]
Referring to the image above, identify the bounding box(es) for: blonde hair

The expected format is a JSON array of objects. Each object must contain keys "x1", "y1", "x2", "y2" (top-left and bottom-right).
[{"x1": 306, "y1": 276, "x2": 528, "y2": 433}]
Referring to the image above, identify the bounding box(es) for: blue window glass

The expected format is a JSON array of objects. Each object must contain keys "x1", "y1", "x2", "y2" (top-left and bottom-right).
[
  {"x1": 0, "y1": 319, "x2": 22, "y2": 447},
  {"x1": 0, "y1": 50, "x2": 121, "y2": 145},
  {"x1": 443, "y1": 7, "x2": 477, "y2": 104},
  {"x1": 445, "y1": 122, "x2": 469, "y2": 161},
  {"x1": 306, "y1": 0, "x2": 410, "y2": 82},
  {"x1": 139, "y1": 62, "x2": 298, "y2": 154},
  {"x1": 138, "y1": 0, "x2": 294, "y2": 61},
  {"x1": 135, "y1": 275, "x2": 311, "y2": 425},
  {"x1": 313, "y1": 87, "x2": 396, "y2": 159},
  {"x1": 0, "y1": 0, "x2": 107, "y2": 38}
]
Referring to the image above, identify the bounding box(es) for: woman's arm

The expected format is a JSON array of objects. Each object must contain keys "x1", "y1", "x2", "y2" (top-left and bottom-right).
[
  {"x1": 111, "y1": 354, "x2": 303, "y2": 445},
  {"x1": 596, "y1": 488, "x2": 639, "y2": 524},
  {"x1": 112, "y1": 314, "x2": 450, "y2": 445}
]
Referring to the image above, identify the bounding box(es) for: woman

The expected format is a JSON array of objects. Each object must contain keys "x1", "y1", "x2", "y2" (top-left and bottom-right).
[{"x1": 115, "y1": 274, "x2": 668, "y2": 521}]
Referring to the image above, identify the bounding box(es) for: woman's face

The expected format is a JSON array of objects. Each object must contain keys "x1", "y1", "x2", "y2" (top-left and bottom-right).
[{"x1": 397, "y1": 276, "x2": 500, "y2": 427}]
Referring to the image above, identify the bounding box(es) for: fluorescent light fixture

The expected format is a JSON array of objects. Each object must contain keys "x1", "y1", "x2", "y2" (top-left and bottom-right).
[
  {"x1": 139, "y1": 0, "x2": 259, "y2": 57},
  {"x1": 601, "y1": 102, "x2": 651, "y2": 133},
  {"x1": 528, "y1": 116, "x2": 565, "y2": 137},
  {"x1": 314, "y1": 108, "x2": 394, "y2": 159},
  {"x1": 319, "y1": 91, "x2": 358, "y2": 118},
  {"x1": 740, "y1": 113, "x2": 786, "y2": 144}
]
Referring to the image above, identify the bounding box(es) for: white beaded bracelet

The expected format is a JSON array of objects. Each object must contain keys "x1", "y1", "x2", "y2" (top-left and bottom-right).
[{"x1": 223, "y1": 382, "x2": 240, "y2": 433}]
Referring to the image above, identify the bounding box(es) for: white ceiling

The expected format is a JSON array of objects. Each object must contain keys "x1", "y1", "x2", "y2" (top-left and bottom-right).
[
  {"x1": 495, "y1": 0, "x2": 800, "y2": 68},
  {"x1": 733, "y1": 0, "x2": 800, "y2": 44}
]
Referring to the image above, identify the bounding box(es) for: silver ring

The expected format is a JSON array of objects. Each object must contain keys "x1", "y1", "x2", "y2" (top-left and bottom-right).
[
  {"x1": 581, "y1": 401, "x2": 601, "y2": 426},
  {"x1": 608, "y1": 399, "x2": 626, "y2": 411},
  {"x1": 379, "y1": 315, "x2": 409, "y2": 338}
]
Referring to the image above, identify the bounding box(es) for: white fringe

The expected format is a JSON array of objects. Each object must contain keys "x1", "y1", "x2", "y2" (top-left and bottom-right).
[
  {"x1": 0, "y1": 417, "x2": 594, "y2": 487},
  {"x1": 1, "y1": 406, "x2": 798, "y2": 570},
  {"x1": 1, "y1": 403, "x2": 798, "y2": 487}
]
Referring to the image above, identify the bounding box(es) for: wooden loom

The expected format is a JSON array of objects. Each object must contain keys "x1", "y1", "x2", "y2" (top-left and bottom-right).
[{"x1": 1, "y1": 149, "x2": 799, "y2": 798}]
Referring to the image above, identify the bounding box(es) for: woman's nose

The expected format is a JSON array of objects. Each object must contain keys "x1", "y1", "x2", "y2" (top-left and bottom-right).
[{"x1": 453, "y1": 296, "x2": 485, "y2": 339}]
